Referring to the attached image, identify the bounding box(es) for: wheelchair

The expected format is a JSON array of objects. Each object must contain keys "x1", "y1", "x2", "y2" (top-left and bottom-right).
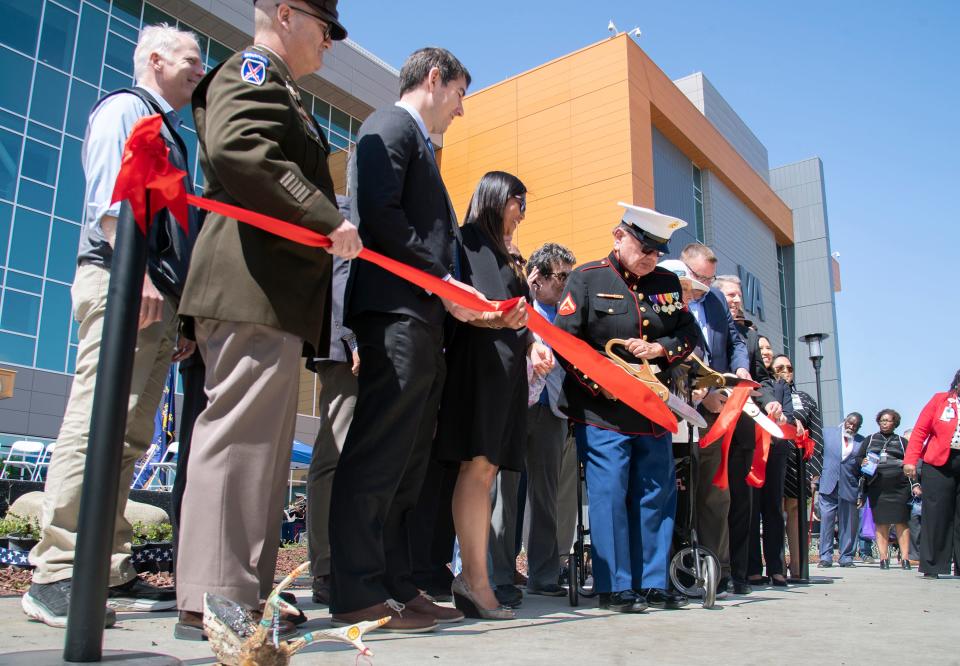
[
  {"x1": 568, "y1": 457, "x2": 596, "y2": 606},
  {"x1": 669, "y1": 435, "x2": 720, "y2": 609}
]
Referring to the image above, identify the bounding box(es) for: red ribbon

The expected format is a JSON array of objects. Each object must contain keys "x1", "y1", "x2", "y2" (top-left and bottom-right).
[
  {"x1": 699, "y1": 385, "x2": 753, "y2": 489},
  {"x1": 113, "y1": 115, "x2": 679, "y2": 432},
  {"x1": 746, "y1": 424, "x2": 772, "y2": 488},
  {"x1": 110, "y1": 115, "x2": 190, "y2": 235},
  {"x1": 781, "y1": 423, "x2": 814, "y2": 460}
]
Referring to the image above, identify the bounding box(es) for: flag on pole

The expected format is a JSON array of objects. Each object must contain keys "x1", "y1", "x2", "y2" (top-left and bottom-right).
[{"x1": 132, "y1": 365, "x2": 177, "y2": 489}]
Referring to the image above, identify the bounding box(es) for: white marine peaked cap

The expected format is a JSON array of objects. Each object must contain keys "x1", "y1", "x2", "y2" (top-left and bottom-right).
[{"x1": 616, "y1": 202, "x2": 687, "y2": 252}]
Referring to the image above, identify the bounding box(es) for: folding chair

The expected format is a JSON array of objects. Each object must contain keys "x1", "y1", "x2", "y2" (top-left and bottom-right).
[
  {"x1": 1, "y1": 440, "x2": 45, "y2": 480},
  {"x1": 131, "y1": 443, "x2": 159, "y2": 489},
  {"x1": 144, "y1": 442, "x2": 179, "y2": 491},
  {"x1": 32, "y1": 441, "x2": 58, "y2": 483}
]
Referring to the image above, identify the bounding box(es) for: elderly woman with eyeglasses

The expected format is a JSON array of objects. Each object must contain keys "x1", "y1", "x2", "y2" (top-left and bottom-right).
[{"x1": 860, "y1": 409, "x2": 912, "y2": 570}]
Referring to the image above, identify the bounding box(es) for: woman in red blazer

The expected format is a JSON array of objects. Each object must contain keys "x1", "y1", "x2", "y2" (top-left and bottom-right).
[{"x1": 904, "y1": 369, "x2": 960, "y2": 579}]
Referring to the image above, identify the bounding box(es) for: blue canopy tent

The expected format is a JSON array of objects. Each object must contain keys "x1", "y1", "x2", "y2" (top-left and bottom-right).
[{"x1": 288, "y1": 439, "x2": 311, "y2": 504}]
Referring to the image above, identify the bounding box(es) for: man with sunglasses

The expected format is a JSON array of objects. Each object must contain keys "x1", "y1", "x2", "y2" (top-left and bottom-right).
[
  {"x1": 554, "y1": 204, "x2": 701, "y2": 612},
  {"x1": 174, "y1": 0, "x2": 360, "y2": 640},
  {"x1": 678, "y1": 244, "x2": 752, "y2": 597}
]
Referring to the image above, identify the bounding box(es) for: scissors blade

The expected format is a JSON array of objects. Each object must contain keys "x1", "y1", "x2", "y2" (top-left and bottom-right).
[
  {"x1": 742, "y1": 398, "x2": 784, "y2": 438},
  {"x1": 666, "y1": 393, "x2": 707, "y2": 428}
]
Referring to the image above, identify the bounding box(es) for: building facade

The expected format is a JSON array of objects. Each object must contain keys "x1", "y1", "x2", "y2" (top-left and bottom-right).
[
  {"x1": 0, "y1": 0, "x2": 399, "y2": 446},
  {"x1": 438, "y1": 35, "x2": 842, "y2": 425}
]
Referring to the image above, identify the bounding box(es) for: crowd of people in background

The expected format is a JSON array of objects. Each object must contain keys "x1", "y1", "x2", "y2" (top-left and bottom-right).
[{"x1": 15, "y1": 0, "x2": 959, "y2": 641}]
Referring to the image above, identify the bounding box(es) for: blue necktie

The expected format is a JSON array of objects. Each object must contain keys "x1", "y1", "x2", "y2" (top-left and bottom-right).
[{"x1": 425, "y1": 136, "x2": 436, "y2": 160}]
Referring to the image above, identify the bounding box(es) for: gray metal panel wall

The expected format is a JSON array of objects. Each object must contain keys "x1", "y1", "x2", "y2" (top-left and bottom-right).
[
  {"x1": 769, "y1": 158, "x2": 843, "y2": 426},
  {"x1": 701, "y1": 172, "x2": 783, "y2": 350},
  {"x1": 0, "y1": 367, "x2": 73, "y2": 440},
  {"x1": 673, "y1": 73, "x2": 770, "y2": 183},
  {"x1": 651, "y1": 128, "x2": 700, "y2": 252}
]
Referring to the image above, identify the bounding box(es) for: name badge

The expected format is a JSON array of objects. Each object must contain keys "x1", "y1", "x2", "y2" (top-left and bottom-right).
[
  {"x1": 879, "y1": 451, "x2": 888, "y2": 463},
  {"x1": 941, "y1": 406, "x2": 956, "y2": 421},
  {"x1": 791, "y1": 393, "x2": 803, "y2": 411}
]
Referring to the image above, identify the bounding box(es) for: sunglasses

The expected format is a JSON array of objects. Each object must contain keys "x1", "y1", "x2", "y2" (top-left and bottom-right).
[
  {"x1": 288, "y1": 5, "x2": 333, "y2": 41},
  {"x1": 773, "y1": 364, "x2": 793, "y2": 372},
  {"x1": 638, "y1": 243, "x2": 663, "y2": 257},
  {"x1": 510, "y1": 194, "x2": 527, "y2": 214},
  {"x1": 543, "y1": 271, "x2": 569, "y2": 283}
]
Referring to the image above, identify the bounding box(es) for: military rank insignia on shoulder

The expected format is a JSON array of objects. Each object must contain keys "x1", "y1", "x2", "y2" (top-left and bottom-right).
[
  {"x1": 240, "y1": 51, "x2": 269, "y2": 86},
  {"x1": 558, "y1": 293, "x2": 577, "y2": 316}
]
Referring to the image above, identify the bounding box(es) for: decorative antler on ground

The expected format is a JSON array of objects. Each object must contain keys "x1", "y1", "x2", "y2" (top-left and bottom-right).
[{"x1": 203, "y1": 562, "x2": 390, "y2": 665}]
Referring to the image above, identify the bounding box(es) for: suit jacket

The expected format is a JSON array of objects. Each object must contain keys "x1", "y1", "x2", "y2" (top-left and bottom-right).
[
  {"x1": 818, "y1": 426, "x2": 863, "y2": 502},
  {"x1": 346, "y1": 104, "x2": 461, "y2": 328},
  {"x1": 694, "y1": 288, "x2": 748, "y2": 374},
  {"x1": 179, "y1": 47, "x2": 341, "y2": 353}
]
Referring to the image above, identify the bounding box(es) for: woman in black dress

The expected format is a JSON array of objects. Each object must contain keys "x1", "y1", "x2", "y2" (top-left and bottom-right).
[
  {"x1": 860, "y1": 409, "x2": 912, "y2": 569},
  {"x1": 435, "y1": 171, "x2": 553, "y2": 619}
]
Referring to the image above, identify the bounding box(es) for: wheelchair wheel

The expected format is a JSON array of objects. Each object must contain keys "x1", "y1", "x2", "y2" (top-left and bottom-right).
[{"x1": 670, "y1": 546, "x2": 719, "y2": 609}]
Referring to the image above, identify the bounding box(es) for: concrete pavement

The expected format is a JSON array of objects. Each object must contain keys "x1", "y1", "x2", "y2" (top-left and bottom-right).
[{"x1": 0, "y1": 563, "x2": 956, "y2": 665}]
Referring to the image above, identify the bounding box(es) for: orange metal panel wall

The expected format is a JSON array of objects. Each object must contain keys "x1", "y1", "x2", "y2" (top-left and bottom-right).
[
  {"x1": 441, "y1": 38, "x2": 638, "y2": 265},
  {"x1": 439, "y1": 34, "x2": 794, "y2": 268}
]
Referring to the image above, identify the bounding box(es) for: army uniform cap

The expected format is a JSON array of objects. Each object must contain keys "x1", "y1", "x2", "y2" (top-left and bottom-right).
[
  {"x1": 658, "y1": 258, "x2": 709, "y2": 293},
  {"x1": 616, "y1": 202, "x2": 686, "y2": 253},
  {"x1": 255, "y1": 0, "x2": 348, "y2": 41}
]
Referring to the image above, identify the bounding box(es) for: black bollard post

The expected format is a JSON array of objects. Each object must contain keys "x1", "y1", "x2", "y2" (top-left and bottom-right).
[
  {"x1": 796, "y1": 447, "x2": 810, "y2": 582},
  {"x1": 63, "y1": 200, "x2": 147, "y2": 661}
]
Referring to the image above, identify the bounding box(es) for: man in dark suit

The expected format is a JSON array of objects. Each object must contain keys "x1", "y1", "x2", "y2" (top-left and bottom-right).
[
  {"x1": 817, "y1": 413, "x2": 865, "y2": 567},
  {"x1": 679, "y1": 244, "x2": 751, "y2": 596},
  {"x1": 328, "y1": 47, "x2": 483, "y2": 632},
  {"x1": 306, "y1": 194, "x2": 358, "y2": 606}
]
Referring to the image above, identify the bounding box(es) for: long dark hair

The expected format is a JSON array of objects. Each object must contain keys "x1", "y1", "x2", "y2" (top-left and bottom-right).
[
  {"x1": 949, "y1": 369, "x2": 960, "y2": 395},
  {"x1": 464, "y1": 170, "x2": 526, "y2": 268}
]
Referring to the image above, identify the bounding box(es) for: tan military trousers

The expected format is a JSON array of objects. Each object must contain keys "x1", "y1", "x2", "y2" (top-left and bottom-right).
[
  {"x1": 30, "y1": 263, "x2": 178, "y2": 584},
  {"x1": 175, "y1": 318, "x2": 301, "y2": 613}
]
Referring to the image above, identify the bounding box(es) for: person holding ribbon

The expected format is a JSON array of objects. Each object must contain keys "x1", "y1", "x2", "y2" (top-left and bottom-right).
[
  {"x1": 554, "y1": 203, "x2": 701, "y2": 612},
  {"x1": 749, "y1": 353, "x2": 819, "y2": 585},
  {"x1": 23, "y1": 23, "x2": 203, "y2": 630},
  {"x1": 173, "y1": 0, "x2": 360, "y2": 640},
  {"x1": 905, "y1": 369, "x2": 960, "y2": 579},
  {"x1": 860, "y1": 409, "x2": 912, "y2": 570},
  {"x1": 434, "y1": 171, "x2": 552, "y2": 619},
  {"x1": 769, "y1": 354, "x2": 824, "y2": 580}
]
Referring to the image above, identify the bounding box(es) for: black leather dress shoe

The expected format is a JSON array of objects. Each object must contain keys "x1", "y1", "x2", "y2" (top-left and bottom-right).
[
  {"x1": 598, "y1": 590, "x2": 647, "y2": 613},
  {"x1": 731, "y1": 581, "x2": 752, "y2": 595},
  {"x1": 494, "y1": 584, "x2": 523, "y2": 608},
  {"x1": 639, "y1": 588, "x2": 688, "y2": 609}
]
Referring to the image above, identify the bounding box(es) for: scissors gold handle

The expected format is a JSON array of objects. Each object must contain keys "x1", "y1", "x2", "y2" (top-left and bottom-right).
[{"x1": 603, "y1": 338, "x2": 669, "y2": 402}]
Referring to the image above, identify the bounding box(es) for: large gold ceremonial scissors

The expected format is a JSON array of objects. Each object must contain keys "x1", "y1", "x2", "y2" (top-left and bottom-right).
[{"x1": 604, "y1": 339, "x2": 706, "y2": 427}]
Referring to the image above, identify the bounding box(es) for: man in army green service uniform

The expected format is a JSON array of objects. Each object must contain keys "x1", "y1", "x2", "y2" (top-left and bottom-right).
[{"x1": 174, "y1": 0, "x2": 360, "y2": 640}]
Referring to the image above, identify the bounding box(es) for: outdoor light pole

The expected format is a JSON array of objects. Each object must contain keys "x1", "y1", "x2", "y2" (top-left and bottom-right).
[{"x1": 796, "y1": 332, "x2": 829, "y2": 584}]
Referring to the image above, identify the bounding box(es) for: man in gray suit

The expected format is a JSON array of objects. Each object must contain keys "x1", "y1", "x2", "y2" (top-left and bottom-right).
[
  {"x1": 490, "y1": 243, "x2": 576, "y2": 604},
  {"x1": 306, "y1": 194, "x2": 359, "y2": 605},
  {"x1": 817, "y1": 412, "x2": 865, "y2": 567}
]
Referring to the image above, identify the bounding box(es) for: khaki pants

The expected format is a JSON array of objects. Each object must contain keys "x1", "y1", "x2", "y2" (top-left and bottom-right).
[
  {"x1": 30, "y1": 263, "x2": 178, "y2": 584},
  {"x1": 306, "y1": 361, "x2": 358, "y2": 578},
  {"x1": 175, "y1": 319, "x2": 301, "y2": 613}
]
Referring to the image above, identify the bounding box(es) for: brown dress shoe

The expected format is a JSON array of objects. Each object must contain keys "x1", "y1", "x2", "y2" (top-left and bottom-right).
[
  {"x1": 403, "y1": 592, "x2": 464, "y2": 623},
  {"x1": 331, "y1": 599, "x2": 437, "y2": 634}
]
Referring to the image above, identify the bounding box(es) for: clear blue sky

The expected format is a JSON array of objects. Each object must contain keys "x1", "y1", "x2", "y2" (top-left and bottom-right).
[{"x1": 338, "y1": 0, "x2": 959, "y2": 434}]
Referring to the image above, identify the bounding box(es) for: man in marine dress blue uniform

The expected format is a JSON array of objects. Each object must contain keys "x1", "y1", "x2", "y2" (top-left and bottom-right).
[{"x1": 554, "y1": 203, "x2": 701, "y2": 612}]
